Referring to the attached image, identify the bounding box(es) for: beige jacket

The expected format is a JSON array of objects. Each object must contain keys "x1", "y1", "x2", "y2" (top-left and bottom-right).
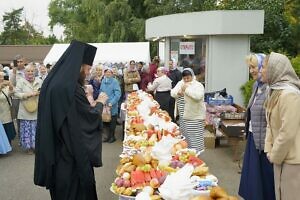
[
  {"x1": 265, "y1": 90, "x2": 300, "y2": 164},
  {"x1": 0, "y1": 86, "x2": 13, "y2": 124},
  {"x1": 14, "y1": 77, "x2": 42, "y2": 120},
  {"x1": 123, "y1": 69, "x2": 140, "y2": 92},
  {"x1": 171, "y1": 79, "x2": 205, "y2": 120}
]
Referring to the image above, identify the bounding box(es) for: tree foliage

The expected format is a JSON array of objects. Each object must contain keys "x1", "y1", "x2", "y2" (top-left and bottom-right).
[
  {"x1": 217, "y1": 0, "x2": 298, "y2": 56},
  {"x1": 0, "y1": 7, "x2": 59, "y2": 45},
  {"x1": 48, "y1": 0, "x2": 145, "y2": 42},
  {"x1": 0, "y1": 0, "x2": 299, "y2": 57}
]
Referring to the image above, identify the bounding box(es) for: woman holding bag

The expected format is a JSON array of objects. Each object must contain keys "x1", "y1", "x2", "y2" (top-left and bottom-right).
[
  {"x1": 15, "y1": 64, "x2": 42, "y2": 154},
  {"x1": 99, "y1": 67, "x2": 121, "y2": 143},
  {"x1": 0, "y1": 72, "x2": 16, "y2": 144}
]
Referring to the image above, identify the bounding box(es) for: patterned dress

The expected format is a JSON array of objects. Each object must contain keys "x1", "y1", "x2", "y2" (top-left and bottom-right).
[
  {"x1": 20, "y1": 120, "x2": 37, "y2": 149},
  {"x1": 177, "y1": 96, "x2": 205, "y2": 153}
]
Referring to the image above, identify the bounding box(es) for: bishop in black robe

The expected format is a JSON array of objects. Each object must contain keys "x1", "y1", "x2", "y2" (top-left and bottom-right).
[{"x1": 34, "y1": 40, "x2": 104, "y2": 200}]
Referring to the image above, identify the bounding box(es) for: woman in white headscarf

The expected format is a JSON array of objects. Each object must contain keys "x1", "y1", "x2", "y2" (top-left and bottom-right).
[
  {"x1": 15, "y1": 64, "x2": 42, "y2": 154},
  {"x1": 171, "y1": 68, "x2": 206, "y2": 153},
  {"x1": 261, "y1": 52, "x2": 300, "y2": 200},
  {"x1": 88, "y1": 64, "x2": 104, "y2": 100},
  {"x1": 147, "y1": 67, "x2": 172, "y2": 116}
]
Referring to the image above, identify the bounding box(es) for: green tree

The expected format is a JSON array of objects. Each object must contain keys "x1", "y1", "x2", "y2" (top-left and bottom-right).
[
  {"x1": 285, "y1": 0, "x2": 300, "y2": 55},
  {"x1": 0, "y1": 7, "x2": 59, "y2": 45},
  {"x1": 49, "y1": 0, "x2": 145, "y2": 42},
  {"x1": 47, "y1": 0, "x2": 298, "y2": 57},
  {"x1": 143, "y1": 0, "x2": 217, "y2": 18},
  {"x1": 218, "y1": 0, "x2": 295, "y2": 56},
  {"x1": 0, "y1": 8, "x2": 27, "y2": 44}
]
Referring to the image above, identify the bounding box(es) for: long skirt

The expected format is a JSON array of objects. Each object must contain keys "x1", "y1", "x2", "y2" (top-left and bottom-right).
[
  {"x1": 274, "y1": 163, "x2": 300, "y2": 200},
  {"x1": 176, "y1": 96, "x2": 205, "y2": 153},
  {"x1": 154, "y1": 91, "x2": 171, "y2": 116},
  {"x1": 3, "y1": 122, "x2": 16, "y2": 143},
  {"x1": 239, "y1": 133, "x2": 275, "y2": 200},
  {"x1": 0, "y1": 122, "x2": 12, "y2": 154},
  {"x1": 20, "y1": 119, "x2": 37, "y2": 150}
]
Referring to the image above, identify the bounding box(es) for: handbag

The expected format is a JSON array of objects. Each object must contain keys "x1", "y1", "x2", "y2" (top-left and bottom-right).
[
  {"x1": 102, "y1": 105, "x2": 111, "y2": 122},
  {"x1": 23, "y1": 96, "x2": 38, "y2": 113},
  {"x1": 1, "y1": 90, "x2": 14, "y2": 119}
]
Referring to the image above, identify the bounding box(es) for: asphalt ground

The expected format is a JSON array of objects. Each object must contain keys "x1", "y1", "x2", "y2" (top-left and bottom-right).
[{"x1": 0, "y1": 125, "x2": 244, "y2": 200}]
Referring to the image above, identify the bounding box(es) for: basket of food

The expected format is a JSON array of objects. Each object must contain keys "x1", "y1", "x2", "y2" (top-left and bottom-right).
[{"x1": 220, "y1": 112, "x2": 245, "y2": 120}]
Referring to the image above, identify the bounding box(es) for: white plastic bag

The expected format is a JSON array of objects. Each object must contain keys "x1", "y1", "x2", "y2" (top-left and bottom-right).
[
  {"x1": 151, "y1": 135, "x2": 181, "y2": 165},
  {"x1": 158, "y1": 164, "x2": 197, "y2": 200}
]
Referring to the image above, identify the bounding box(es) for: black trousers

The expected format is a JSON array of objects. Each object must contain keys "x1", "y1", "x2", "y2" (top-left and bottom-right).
[
  {"x1": 109, "y1": 115, "x2": 118, "y2": 139},
  {"x1": 169, "y1": 97, "x2": 176, "y2": 122},
  {"x1": 155, "y1": 91, "x2": 171, "y2": 118}
]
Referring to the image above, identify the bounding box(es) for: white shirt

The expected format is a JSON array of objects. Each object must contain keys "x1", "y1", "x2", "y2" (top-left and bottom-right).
[{"x1": 147, "y1": 75, "x2": 172, "y2": 92}]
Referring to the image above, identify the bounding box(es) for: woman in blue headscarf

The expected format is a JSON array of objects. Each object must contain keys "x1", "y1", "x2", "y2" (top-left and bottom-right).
[{"x1": 239, "y1": 54, "x2": 275, "y2": 200}]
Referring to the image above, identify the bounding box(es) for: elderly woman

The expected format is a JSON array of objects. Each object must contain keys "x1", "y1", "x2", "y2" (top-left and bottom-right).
[
  {"x1": 38, "y1": 64, "x2": 48, "y2": 81},
  {"x1": 139, "y1": 64, "x2": 153, "y2": 92},
  {"x1": 15, "y1": 64, "x2": 42, "y2": 154},
  {"x1": 99, "y1": 67, "x2": 121, "y2": 143},
  {"x1": 239, "y1": 54, "x2": 275, "y2": 200},
  {"x1": 89, "y1": 64, "x2": 103, "y2": 100},
  {"x1": 171, "y1": 68, "x2": 205, "y2": 153},
  {"x1": 261, "y1": 52, "x2": 300, "y2": 200},
  {"x1": 112, "y1": 66, "x2": 125, "y2": 115},
  {"x1": 0, "y1": 72, "x2": 16, "y2": 144},
  {"x1": 147, "y1": 67, "x2": 172, "y2": 116},
  {"x1": 123, "y1": 60, "x2": 141, "y2": 95}
]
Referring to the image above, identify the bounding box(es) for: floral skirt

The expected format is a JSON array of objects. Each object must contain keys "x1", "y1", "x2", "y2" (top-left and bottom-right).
[{"x1": 20, "y1": 120, "x2": 37, "y2": 150}]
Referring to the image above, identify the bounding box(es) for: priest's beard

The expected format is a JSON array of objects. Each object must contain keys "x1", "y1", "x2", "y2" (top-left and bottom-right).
[{"x1": 78, "y1": 70, "x2": 86, "y2": 86}]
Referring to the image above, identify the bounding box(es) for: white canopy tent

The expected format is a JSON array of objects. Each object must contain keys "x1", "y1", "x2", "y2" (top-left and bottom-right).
[{"x1": 43, "y1": 42, "x2": 150, "y2": 65}]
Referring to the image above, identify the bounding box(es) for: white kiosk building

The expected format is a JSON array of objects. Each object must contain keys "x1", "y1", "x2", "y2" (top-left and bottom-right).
[{"x1": 145, "y1": 10, "x2": 264, "y2": 105}]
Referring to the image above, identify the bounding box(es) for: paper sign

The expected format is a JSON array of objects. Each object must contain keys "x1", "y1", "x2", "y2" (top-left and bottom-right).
[{"x1": 179, "y1": 42, "x2": 195, "y2": 55}]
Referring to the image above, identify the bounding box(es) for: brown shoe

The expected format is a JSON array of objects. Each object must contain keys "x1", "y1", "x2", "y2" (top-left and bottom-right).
[{"x1": 26, "y1": 149, "x2": 34, "y2": 155}]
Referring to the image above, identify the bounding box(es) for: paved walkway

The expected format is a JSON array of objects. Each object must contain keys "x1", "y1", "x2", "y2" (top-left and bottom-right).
[{"x1": 0, "y1": 126, "x2": 243, "y2": 199}]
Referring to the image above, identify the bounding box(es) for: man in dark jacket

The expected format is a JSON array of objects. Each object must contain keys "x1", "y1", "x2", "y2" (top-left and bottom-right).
[{"x1": 34, "y1": 40, "x2": 108, "y2": 200}]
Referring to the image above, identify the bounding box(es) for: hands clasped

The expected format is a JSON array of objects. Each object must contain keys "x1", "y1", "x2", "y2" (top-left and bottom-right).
[{"x1": 97, "y1": 92, "x2": 108, "y2": 104}]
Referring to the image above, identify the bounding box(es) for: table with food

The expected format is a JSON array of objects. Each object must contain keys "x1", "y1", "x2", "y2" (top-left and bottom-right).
[{"x1": 111, "y1": 91, "x2": 238, "y2": 200}]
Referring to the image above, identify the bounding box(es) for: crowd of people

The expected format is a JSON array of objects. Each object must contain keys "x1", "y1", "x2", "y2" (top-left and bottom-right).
[
  {"x1": 1, "y1": 40, "x2": 299, "y2": 200},
  {"x1": 0, "y1": 46, "x2": 204, "y2": 156}
]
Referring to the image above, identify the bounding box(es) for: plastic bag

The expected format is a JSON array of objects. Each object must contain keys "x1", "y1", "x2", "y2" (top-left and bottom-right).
[
  {"x1": 159, "y1": 164, "x2": 197, "y2": 200},
  {"x1": 102, "y1": 105, "x2": 111, "y2": 122}
]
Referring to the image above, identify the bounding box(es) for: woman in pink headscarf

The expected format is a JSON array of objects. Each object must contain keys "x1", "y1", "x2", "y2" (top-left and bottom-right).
[{"x1": 15, "y1": 64, "x2": 42, "y2": 154}]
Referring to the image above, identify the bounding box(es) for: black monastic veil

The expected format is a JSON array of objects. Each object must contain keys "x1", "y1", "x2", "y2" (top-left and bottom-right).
[{"x1": 34, "y1": 40, "x2": 103, "y2": 200}]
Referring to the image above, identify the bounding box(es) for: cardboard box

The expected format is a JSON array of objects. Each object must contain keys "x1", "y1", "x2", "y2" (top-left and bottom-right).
[
  {"x1": 204, "y1": 130, "x2": 216, "y2": 149},
  {"x1": 220, "y1": 120, "x2": 245, "y2": 137}
]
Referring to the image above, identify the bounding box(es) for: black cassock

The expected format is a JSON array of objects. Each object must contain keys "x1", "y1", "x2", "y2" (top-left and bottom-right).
[
  {"x1": 34, "y1": 41, "x2": 102, "y2": 200},
  {"x1": 50, "y1": 84, "x2": 103, "y2": 199}
]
